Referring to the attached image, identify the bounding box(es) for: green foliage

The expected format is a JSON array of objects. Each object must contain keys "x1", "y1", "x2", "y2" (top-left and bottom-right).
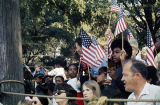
[
  {"x1": 21, "y1": 0, "x2": 154, "y2": 66},
  {"x1": 119, "y1": 0, "x2": 160, "y2": 47}
]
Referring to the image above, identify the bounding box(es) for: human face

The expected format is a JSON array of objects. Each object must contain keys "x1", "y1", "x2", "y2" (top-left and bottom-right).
[
  {"x1": 68, "y1": 65, "x2": 77, "y2": 78},
  {"x1": 97, "y1": 73, "x2": 106, "y2": 84},
  {"x1": 75, "y1": 42, "x2": 82, "y2": 55},
  {"x1": 82, "y1": 85, "x2": 94, "y2": 99},
  {"x1": 54, "y1": 90, "x2": 67, "y2": 103},
  {"x1": 36, "y1": 77, "x2": 42, "y2": 83},
  {"x1": 55, "y1": 77, "x2": 63, "y2": 85},
  {"x1": 121, "y1": 62, "x2": 137, "y2": 92},
  {"x1": 112, "y1": 48, "x2": 122, "y2": 63},
  {"x1": 108, "y1": 66, "x2": 116, "y2": 79}
]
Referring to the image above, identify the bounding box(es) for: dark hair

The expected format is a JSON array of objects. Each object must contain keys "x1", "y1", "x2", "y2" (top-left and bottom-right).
[
  {"x1": 55, "y1": 83, "x2": 77, "y2": 105},
  {"x1": 54, "y1": 56, "x2": 67, "y2": 67},
  {"x1": 125, "y1": 59, "x2": 147, "y2": 79},
  {"x1": 146, "y1": 66, "x2": 158, "y2": 85},
  {"x1": 75, "y1": 37, "x2": 82, "y2": 47},
  {"x1": 98, "y1": 67, "x2": 107, "y2": 76},
  {"x1": 38, "y1": 97, "x2": 49, "y2": 105},
  {"x1": 68, "y1": 63, "x2": 78, "y2": 72},
  {"x1": 36, "y1": 74, "x2": 45, "y2": 83},
  {"x1": 111, "y1": 38, "x2": 132, "y2": 59},
  {"x1": 108, "y1": 59, "x2": 116, "y2": 68},
  {"x1": 55, "y1": 76, "x2": 64, "y2": 82},
  {"x1": 48, "y1": 83, "x2": 55, "y2": 92},
  {"x1": 24, "y1": 80, "x2": 35, "y2": 94}
]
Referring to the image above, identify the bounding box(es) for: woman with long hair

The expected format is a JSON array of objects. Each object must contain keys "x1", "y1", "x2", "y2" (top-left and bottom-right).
[{"x1": 82, "y1": 80, "x2": 101, "y2": 105}]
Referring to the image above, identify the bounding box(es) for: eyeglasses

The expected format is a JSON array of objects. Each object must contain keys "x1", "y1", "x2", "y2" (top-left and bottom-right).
[{"x1": 53, "y1": 90, "x2": 66, "y2": 95}]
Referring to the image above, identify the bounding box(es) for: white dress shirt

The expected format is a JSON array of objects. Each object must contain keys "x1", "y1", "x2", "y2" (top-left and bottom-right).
[
  {"x1": 67, "y1": 78, "x2": 81, "y2": 93},
  {"x1": 127, "y1": 83, "x2": 160, "y2": 105}
]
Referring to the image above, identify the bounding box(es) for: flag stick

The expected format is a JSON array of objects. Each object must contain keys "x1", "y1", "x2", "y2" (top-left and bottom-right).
[
  {"x1": 88, "y1": 66, "x2": 91, "y2": 80},
  {"x1": 122, "y1": 32, "x2": 124, "y2": 50},
  {"x1": 77, "y1": 59, "x2": 81, "y2": 80},
  {"x1": 108, "y1": 12, "x2": 112, "y2": 29}
]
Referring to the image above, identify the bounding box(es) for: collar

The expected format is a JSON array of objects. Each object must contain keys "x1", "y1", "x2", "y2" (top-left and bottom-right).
[{"x1": 134, "y1": 82, "x2": 150, "y2": 99}]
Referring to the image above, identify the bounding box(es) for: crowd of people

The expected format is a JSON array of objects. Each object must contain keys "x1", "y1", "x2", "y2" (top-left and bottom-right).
[{"x1": 18, "y1": 35, "x2": 160, "y2": 105}]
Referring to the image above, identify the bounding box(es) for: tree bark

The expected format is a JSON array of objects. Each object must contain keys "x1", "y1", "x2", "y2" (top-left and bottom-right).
[{"x1": 0, "y1": 0, "x2": 24, "y2": 105}]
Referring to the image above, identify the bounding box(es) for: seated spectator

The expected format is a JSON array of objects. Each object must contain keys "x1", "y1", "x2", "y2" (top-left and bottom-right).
[
  {"x1": 55, "y1": 76, "x2": 64, "y2": 86},
  {"x1": 122, "y1": 59, "x2": 160, "y2": 105},
  {"x1": 54, "y1": 83, "x2": 77, "y2": 105},
  {"x1": 82, "y1": 80, "x2": 101, "y2": 105},
  {"x1": 146, "y1": 66, "x2": 158, "y2": 85}
]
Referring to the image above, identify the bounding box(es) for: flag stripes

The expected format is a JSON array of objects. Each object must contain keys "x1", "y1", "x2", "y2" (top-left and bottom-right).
[
  {"x1": 110, "y1": 0, "x2": 121, "y2": 12},
  {"x1": 80, "y1": 29, "x2": 106, "y2": 68},
  {"x1": 146, "y1": 26, "x2": 155, "y2": 67},
  {"x1": 114, "y1": 10, "x2": 128, "y2": 36},
  {"x1": 126, "y1": 29, "x2": 134, "y2": 40}
]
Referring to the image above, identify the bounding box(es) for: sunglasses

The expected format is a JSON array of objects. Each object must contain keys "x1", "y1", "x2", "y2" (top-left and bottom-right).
[{"x1": 53, "y1": 90, "x2": 66, "y2": 95}]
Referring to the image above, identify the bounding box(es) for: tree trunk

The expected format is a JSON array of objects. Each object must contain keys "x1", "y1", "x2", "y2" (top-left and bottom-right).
[{"x1": 0, "y1": 0, "x2": 24, "y2": 105}]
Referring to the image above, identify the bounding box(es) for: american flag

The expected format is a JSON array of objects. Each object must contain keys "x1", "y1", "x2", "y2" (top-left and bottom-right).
[
  {"x1": 146, "y1": 26, "x2": 155, "y2": 67},
  {"x1": 80, "y1": 29, "x2": 106, "y2": 68},
  {"x1": 114, "y1": 10, "x2": 128, "y2": 36},
  {"x1": 92, "y1": 37, "x2": 106, "y2": 63},
  {"x1": 110, "y1": 0, "x2": 121, "y2": 12},
  {"x1": 126, "y1": 29, "x2": 134, "y2": 40}
]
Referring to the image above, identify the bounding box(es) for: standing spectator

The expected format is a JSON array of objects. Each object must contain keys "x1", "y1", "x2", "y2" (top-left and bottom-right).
[
  {"x1": 141, "y1": 46, "x2": 147, "y2": 64},
  {"x1": 154, "y1": 35, "x2": 160, "y2": 69},
  {"x1": 146, "y1": 66, "x2": 158, "y2": 85},
  {"x1": 35, "y1": 74, "x2": 48, "y2": 95},
  {"x1": 67, "y1": 63, "x2": 84, "y2": 105},
  {"x1": 47, "y1": 56, "x2": 67, "y2": 83},
  {"x1": 82, "y1": 80, "x2": 101, "y2": 105},
  {"x1": 55, "y1": 76, "x2": 64, "y2": 86},
  {"x1": 33, "y1": 62, "x2": 44, "y2": 77},
  {"x1": 75, "y1": 37, "x2": 90, "y2": 75},
  {"x1": 128, "y1": 39, "x2": 145, "y2": 63},
  {"x1": 155, "y1": 35, "x2": 160, "y2": 52},
  {"x1": 122, "y1": 59, "x2": 160, "y2": 105},
  {"x1": 54, "y1": 83, "x2": 77, "y2": 105},
  {"x1": 110, "y1": 39, "x2": 132, "y2": 99}
]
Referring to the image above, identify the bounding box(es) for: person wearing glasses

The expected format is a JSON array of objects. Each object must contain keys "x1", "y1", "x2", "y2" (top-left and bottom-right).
[{"x1": 54, "y1": 83, "x2": 77, "y2": 105}]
